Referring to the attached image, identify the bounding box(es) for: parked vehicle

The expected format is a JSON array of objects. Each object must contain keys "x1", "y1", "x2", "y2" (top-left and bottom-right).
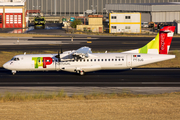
[
  {"x1": 34, "y1": 16, "x2": 46, "y2": 29},
  {"x1": 141, "y1": 22, "x2": 148, "y2": 28}
]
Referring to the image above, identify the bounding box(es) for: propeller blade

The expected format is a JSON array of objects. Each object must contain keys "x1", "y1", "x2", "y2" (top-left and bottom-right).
[{"x1": 58, "y1": 50, "x2": 61, "y2": 62}]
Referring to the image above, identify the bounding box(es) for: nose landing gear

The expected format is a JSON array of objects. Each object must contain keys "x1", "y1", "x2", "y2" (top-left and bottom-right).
[{"x1": 12, "y1": 70, "x2": 16, "y2": 75}]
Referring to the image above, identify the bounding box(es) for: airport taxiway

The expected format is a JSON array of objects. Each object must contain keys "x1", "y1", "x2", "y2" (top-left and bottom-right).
[{"x1": 0, "y1": 37, "x2": 180, "y2": 51}]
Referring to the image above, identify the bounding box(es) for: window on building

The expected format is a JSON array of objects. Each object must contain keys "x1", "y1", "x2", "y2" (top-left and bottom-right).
[
  {"x1": 125, "y1": 16, "x2": 131, "y2": 19},
  {"x1": 111, "y1": 16, "x2": 116, "y2": 19},
  {"x1": 111, "y1": 26, "x2": 116, "y2": 29},
  {"x1": 125, "y1": 26, "x2": 130, "y2": 29}
]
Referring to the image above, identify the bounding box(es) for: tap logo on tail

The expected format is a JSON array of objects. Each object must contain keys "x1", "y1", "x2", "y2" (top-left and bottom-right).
[{"x1": 139, "y1": 26, "x2": 175, "y2": 54}]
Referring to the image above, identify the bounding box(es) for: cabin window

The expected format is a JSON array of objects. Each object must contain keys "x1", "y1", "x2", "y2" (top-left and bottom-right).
[
  {"x1": 112, "y1": 59, "x2": 114, "y2": 61},
  {"x1": 115, "y1": 59, "x2": 117, "y2": 61},
  {"x1": 91, "y1": 59, "x2": 93, "y2": 62},
  {"x1": 105, "y1": 59, "x2": 107, "y2": 61},
  {"x1": 101, "y1": 59, "x2": 103, "y2": 61},
  {"x1": 87, "y1": 59, "x2": 89, "y2": 62},
  {"x1": 119, "y1": 59, "x2": 121, "y2": 61},
  {"x1": 108, "y1": 59, "x2": 110, "y2": 61},
  {"x1": 83, "y1": 59, "x2": 85, "y2": 62},
  {"x1": 122, "y1": 59, "x2": 124, "y2": 61},
  {"x1": 98, "y1": 59, "x2": 100, "y2": 61},
  {"x1": 94, "y1": 59, "x2": 96, "y2": 62}
]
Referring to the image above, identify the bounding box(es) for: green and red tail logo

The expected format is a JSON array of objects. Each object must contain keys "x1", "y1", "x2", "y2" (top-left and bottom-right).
[{"x1": 139, "y1": 26, "x2": 175, "y2": 54}]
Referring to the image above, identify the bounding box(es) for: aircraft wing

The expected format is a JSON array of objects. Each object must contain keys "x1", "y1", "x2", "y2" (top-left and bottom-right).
[{"x1": 72, "y1": 46, "x2": 92, "y2": 59}]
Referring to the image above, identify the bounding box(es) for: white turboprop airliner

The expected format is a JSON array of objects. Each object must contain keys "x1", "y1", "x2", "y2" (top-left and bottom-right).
[{"x1": 3, "y1": 26, "x2": 176, "y2": 75}]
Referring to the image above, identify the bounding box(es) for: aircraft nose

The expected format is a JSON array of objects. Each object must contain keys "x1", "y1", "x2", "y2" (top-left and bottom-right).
[{"x1": 3, "y1": 63, "x2": 8, "y2": 69}]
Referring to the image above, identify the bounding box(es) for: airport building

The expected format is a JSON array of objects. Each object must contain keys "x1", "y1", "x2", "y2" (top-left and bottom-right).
[
  {"x1": 0, "y1": 0, "x2": 26, "y2": 28},
  {"x1": 109, "y1": 13, "x2": 141, "y2": 33},
  {"x1": 26, "y1": 0, "x2": 180, "y2": 18},
  {"x1": 106, "y1": 3, "x2": 180, "y2": 22}
]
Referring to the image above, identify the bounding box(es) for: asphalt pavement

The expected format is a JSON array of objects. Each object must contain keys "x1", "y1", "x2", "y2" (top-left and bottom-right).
[{"x1": 0, "y1": 68, "x2": 180, "y2": 95}]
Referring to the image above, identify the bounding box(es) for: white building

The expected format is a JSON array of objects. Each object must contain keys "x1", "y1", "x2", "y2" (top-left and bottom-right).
[{"x1": 109, "y1": 13, "x2": 141, "y2": 33}]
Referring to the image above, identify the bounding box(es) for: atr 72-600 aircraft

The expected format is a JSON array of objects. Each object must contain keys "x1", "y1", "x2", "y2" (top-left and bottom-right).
[{"x1": 3, "y1": 26, "x2": 176, "y2": 75}]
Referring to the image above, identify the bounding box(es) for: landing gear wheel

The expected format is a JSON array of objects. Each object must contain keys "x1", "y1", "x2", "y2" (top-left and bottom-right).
[
  {"x1": 79, "y1": 70, "x2": 84, "y2": 76},
  {"x1": 12, "y1": 70, "x2": 16, "y2": 75}
]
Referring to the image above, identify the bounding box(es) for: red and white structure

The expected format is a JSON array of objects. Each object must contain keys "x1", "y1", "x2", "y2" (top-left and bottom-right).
[{"x1": 0, "y1": 0, "x2": 26, "y2": 28}]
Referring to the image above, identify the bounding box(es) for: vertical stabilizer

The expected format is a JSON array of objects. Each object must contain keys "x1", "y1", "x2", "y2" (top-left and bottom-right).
[
  {"x1": 159, "y1": 26, "x2": 175, "y2": 54},
  {"x1": 122, "y1": 26, "x2": 175, "y2": 54}
]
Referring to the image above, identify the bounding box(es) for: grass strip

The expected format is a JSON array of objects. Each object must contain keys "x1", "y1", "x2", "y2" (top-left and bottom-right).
[
  {"x1": 0, "y1": 92, "x2": 180, "y2": 120},
  {"x1": 1, "y1": 90, "x2": 180, "y2": 102}
]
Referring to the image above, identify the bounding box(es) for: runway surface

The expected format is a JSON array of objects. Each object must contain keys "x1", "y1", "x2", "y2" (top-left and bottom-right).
[
  {"x1": 0, "y1": 68, "x2": 180, "y2": 95},
  {"x1": 1, "y1": 68, "x2": 180, "y2": 86}
]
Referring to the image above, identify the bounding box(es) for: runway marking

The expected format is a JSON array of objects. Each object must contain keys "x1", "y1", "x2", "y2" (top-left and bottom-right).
[
  {"x1": 87, "y1": 41, "x2": 92, "y2": 43},
  {"x1": 122, "y1": 42, "x2": 137, "y2": 44},
  {"x1": 31, "y1": 38, "x2": 98, "y2": 40}
]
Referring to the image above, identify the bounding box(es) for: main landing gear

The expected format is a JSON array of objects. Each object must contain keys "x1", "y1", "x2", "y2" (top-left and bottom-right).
[{"x1": 75, "y1": 70, "x2": 85, "y2": 76}]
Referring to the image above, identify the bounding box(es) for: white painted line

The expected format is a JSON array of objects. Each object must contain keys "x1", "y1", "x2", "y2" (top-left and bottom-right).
[{"x1": 31, "y1": 38, "x2": 98, "y2": 40}]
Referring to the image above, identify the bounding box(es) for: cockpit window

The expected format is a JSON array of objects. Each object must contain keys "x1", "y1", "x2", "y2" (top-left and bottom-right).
[{"x1": 11, "y1": 57, "x2": 20, "y2": 61}]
